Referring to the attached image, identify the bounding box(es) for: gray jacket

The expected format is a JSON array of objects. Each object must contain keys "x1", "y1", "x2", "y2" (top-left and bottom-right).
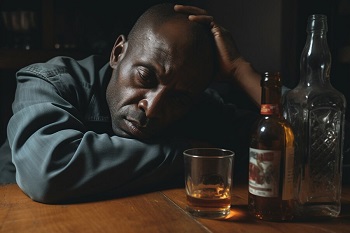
[{"x1": 5, "y1": 55, "x2": 258, "y2": 203}]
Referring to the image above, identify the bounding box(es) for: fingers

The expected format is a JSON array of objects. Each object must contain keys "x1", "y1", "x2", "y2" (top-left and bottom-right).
[
  {"x1": 188, "y1": 15, "x2": 213, "y2": 24},
  {"x1": 174, "y1": 4, "x2": 213, "y2": 24},
  {"x1": 211, "y1": 22, "x2": 221, "y2": 38},
  {"x1": 174, "y1": 4, "x2": 208, "y2": 15},
  {"x1": 211, "y1": 22, "x2": 232, "y2": 41},
  {"x1": 174, "y1": 4, "x2": 241, "y2": 73}
]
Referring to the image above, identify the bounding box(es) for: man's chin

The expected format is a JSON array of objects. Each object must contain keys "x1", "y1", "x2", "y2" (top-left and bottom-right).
[
  {"x1": 112, "y1": 129, "x2": 132, "y2": 139},
  {"x1": 110, "y1": 123, "x2": 129, "y2": 137}
]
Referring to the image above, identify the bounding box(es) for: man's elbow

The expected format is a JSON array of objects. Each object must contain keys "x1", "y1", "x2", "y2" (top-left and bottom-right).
[{"x1": 16, "y1": 174, "x2": 69, "y2": 204}]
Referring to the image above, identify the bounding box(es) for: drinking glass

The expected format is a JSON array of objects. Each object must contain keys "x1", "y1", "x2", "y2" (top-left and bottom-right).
[{"x1": 184, "y1": 148, "x2": 234, "y2": 219}]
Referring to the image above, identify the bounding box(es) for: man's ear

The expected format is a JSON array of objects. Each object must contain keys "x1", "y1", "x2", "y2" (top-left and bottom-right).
[{"x1": 110, "y1": 35, "x2": 127, "y2": 69}]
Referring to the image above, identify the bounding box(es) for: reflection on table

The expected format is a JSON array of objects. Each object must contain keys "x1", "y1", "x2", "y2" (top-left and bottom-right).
[{"x1": 0, "y1": 184, "x2": 349, "y2": 233}]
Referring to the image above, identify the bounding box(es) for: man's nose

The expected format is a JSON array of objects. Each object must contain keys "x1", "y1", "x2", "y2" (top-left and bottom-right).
[{"x1": 137, "y1": 89, "x2": 164, "y2": 118}]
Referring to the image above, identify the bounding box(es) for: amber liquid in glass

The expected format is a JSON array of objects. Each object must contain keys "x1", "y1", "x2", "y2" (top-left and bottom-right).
[{"x1": 186, "y1": 195, "x2": 231, "y2": 211}]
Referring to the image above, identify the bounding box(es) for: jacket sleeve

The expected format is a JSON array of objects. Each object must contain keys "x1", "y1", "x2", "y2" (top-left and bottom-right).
[{"x1": 7, "y1": 67, "x2": 186, "y2": 204}]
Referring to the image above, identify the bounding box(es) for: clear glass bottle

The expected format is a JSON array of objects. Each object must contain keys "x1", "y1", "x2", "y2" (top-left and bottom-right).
[
  {"x1": 248, "y1": 72, "x2": 295, "y2": 221},
  {"x1": 283, "y1": 14, "x2": 346, "y2": 218}
]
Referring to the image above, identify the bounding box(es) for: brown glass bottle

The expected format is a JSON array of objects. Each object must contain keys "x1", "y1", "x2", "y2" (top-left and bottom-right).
[{"x1": 248, "y1": 72, "x2": 295, "y2": 221}]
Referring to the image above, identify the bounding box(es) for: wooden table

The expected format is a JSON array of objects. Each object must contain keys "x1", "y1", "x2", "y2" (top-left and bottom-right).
[{"x1": 0, "y1": 184, "x2": 349, "y2": 233}]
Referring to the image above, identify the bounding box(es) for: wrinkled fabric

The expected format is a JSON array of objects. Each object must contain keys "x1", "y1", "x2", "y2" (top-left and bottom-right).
[{"x1": 6, "y1": 55, "x2": 258, "y2": 203}]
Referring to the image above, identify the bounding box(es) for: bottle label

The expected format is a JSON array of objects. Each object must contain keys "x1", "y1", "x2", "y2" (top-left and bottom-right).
[
  {"x1": 249, "y1": 148, "x2": 281, "y2": 198},
  {"x1": 248, "y1": 148, "x2": 294, "y2": 199},
  {"x1": 261, "y1": 104, "x2": 279, "y2": 115}
]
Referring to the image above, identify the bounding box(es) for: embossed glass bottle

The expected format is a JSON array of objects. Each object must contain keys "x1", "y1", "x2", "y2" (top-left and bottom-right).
[{"x1": 283, "y1": 14, "x2": 347, "y2": 218}]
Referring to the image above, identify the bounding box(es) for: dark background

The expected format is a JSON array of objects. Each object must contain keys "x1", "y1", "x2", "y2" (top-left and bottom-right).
[{"x1": 1, "y1": 0, "x2": 350, "y2": 145}]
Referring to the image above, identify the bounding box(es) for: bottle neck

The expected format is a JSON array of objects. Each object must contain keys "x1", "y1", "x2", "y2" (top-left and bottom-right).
[
  {"x1": 299, "y1": 15, "x2": 331, "y2": 86},
  {"x1": 260, "y1": 84, "x2": 282, "y2": 116}
]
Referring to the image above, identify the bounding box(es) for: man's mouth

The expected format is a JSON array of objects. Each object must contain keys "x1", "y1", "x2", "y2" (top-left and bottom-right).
[{"x1": 123, "y1": 118, "x2": 150, "y2": 139}]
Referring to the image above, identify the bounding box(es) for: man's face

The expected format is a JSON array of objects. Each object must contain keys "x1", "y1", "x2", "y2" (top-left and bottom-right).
[{"x1": 106, "y1": 20, "x2": 213, "y2": 140}]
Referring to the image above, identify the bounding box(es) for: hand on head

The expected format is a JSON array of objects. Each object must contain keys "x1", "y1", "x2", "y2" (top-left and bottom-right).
[
  {"x1": 174, "y1": 4, "x2": 262, "y2": 107},
  {"x1": 174, "y1": 4, "x2": 242, "y2": 80}
]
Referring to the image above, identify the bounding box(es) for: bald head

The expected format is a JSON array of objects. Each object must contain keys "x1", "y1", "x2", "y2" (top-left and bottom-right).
[
  {"x1": 126, "y1": 3, "x2": 216, "y2": 79},
  {"x1": 128, "y1": 3, "x2": 209, "y2": 43}
]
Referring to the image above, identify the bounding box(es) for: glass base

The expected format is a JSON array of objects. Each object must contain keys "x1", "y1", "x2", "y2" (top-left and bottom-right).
[
  {"x1": 186, "y1": 206, "x2": 230, "y2": 219},
  {"x1": 295, "y1": 204, "x2": 341, "y2": 219}
]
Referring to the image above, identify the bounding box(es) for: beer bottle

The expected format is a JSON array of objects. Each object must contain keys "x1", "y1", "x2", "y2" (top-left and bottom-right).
[{"x1": 248, "y1": 72, "x2": 295, "y2": 221}]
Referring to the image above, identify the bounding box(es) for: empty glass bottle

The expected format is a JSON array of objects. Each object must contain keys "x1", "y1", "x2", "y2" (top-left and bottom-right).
[{"x1": 283, "y1": 14, "x2": 347, "y2": 218}]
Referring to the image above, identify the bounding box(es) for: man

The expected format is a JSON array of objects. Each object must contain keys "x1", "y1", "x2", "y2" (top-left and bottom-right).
[{"x1": 3, "y1": 3, "x2": 261, "y2": 203}]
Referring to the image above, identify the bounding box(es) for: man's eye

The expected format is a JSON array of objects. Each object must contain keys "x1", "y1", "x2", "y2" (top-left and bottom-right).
[{"x1": 137, "y1": 68, "x2": 156, "y2": 87}]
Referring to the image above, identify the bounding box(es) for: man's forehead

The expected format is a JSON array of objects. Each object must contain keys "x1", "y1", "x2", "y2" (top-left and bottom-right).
[
  {"x1": 127, "y1": 19, "x2": 213, "y2": 80},
  {"x1": 134, "y1": 29, "x2": 189, "y2": 67}
]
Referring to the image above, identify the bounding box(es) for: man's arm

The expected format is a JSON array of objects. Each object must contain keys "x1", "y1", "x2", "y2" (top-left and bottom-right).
[
  {"x1": 7, "y1": 67, "x2": 186, "y2": 204},
  {"x1": 225, "y1": 57, "x2": 261, "y2": 107}
]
